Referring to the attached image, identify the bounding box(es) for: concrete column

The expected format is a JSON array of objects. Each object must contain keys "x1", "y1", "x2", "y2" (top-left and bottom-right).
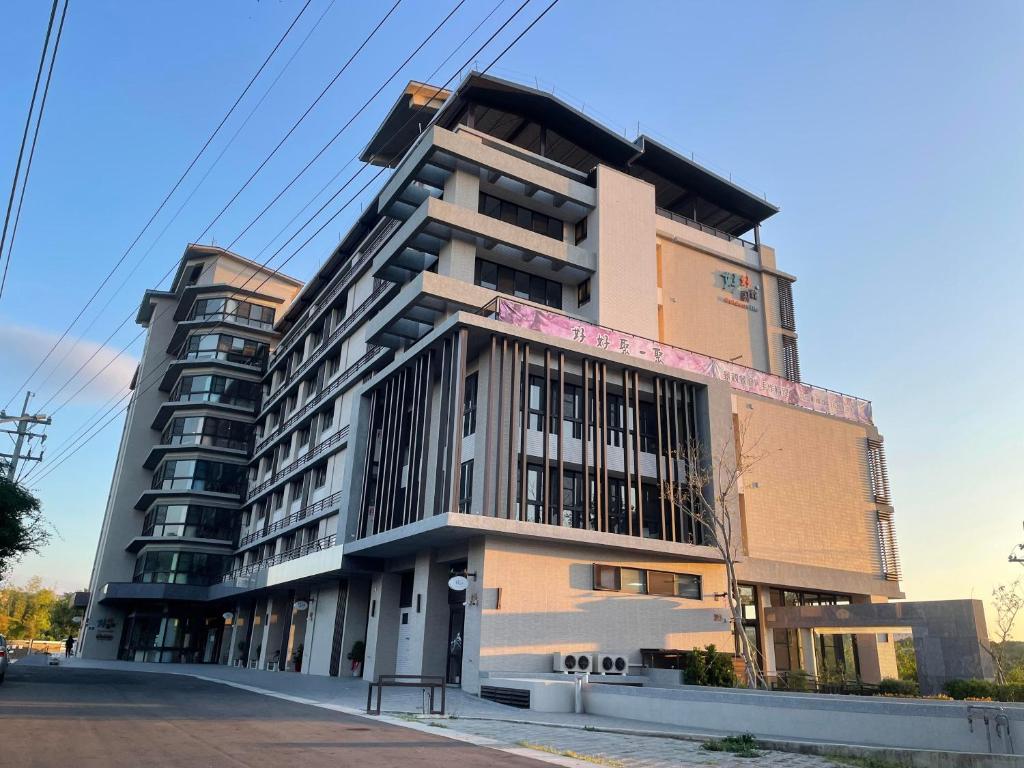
[
  {"x1": 224, "y1": 602, "x2": 243, "y2": 666},
  {"x1": 340, "y1": 577, "x2": 371, "y2": 678},
  {"x1": 406, "y1": 551, "x2": 453, "y2": 677},
  {"x1": 799, "y1": 628, "x2": 817, "y2": 676},
  {"x1": 286, "y1": 596, "x2": 310, "y2": 671},
  {"x1": 263, "y1": 594, "x2": 289, "y2": 670},
  {"x1": 460, "y1": 537, "x2": 486, "y2": 694},
  {"x1": 856, "y1": 633, "x2": 884, "y2": 683},
  {"x1": 304, "y1": 582, "x2": 340, "y2": 677},
  {"x1": 362, "y1": 573, "x2": 401, "y2": 680},
  {"x1": 755, "y1": 588, "x2": 776, "y2": 678}
]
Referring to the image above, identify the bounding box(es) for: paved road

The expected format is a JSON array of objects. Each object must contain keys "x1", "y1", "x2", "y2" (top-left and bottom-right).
[{"x1": 0, "y1": 662, "x2": 545, "y2": 768}]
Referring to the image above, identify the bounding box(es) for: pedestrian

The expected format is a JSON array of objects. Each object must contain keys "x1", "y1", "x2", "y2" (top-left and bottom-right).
[{"x1": 65, "y1": 635, "x2": 74, "y2": 658}]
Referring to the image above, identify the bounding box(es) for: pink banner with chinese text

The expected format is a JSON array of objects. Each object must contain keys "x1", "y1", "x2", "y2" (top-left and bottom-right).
[{"x1": 495, "y1": 299, "x2": 872, "y2": 425}]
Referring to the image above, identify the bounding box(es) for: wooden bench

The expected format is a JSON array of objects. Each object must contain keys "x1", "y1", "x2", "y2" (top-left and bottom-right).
[{"x1": 366, "y1": 674, "x2": 446, "y2": 715}]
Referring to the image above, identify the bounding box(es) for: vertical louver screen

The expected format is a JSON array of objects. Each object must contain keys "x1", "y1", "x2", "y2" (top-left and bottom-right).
[
  {"x1": 867, "y1": 439, "x2": 892, "y2": 505},
  {"x1": 778, "y1": 278, "x2": 796, "y2": 331},
  {"x1": 877, "y1": 509, "x2": 902, "y2": 582},
  {"x1": 782, "y1": 335, "x2": 801, "y2": 383}
]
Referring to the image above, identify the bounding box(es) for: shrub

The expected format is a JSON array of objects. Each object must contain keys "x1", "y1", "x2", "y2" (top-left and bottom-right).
[
  {"x1": 940, "y1": 679, "x2": 1024, "y2": 701},
  {"x1": 878, "y1": 678, "x2": 919, "y2": 697},
  {"x1": 685, "y1": 644, "x2": 737, "y2": 687}
]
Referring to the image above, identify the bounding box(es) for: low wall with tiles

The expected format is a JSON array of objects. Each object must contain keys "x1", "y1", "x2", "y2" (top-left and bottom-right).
[{"x1": 582, "y1": 683, "x2": 1024, "y2": 757}]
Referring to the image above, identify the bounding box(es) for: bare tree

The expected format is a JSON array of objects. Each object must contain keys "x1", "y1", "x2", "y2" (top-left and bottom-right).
[
  {"x1": 661, "y1": 414, "x2": 771, "y2": 690},
  {"x1": 986, "y1": 580, "x2": 1024, "y2": 684}
]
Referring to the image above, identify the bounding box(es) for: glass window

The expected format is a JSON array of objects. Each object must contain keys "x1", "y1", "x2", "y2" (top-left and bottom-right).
[
  {"x1": 474, "y1": 258, "x2": 562, "y2": 310},
  {"x1": 151, "y1": 459, "x2": 245, "y2": 494},
  {"x1": 577, "y1": 278, "x2": 591, "y2": 307},
  {"x1": 458, "y1": 460, "x2": 474, "y2": 513},
  {"x1": 182, "y1": 333, "x2": 268, "y2": 367},
  {"x1": 478, "y1": 192, "x2": 564, "y2": 242},
  {"x1": 620, "y1": 567, "x2": 646, "y2": 594},
  {"x1": 593, "y1": 564, "x2": 619, "y2": 591},
  {"x1": 162, "y1": 416, "x2": 251, "y2": 450},
  {"x1": 463, "y1": 373, "x2": 478, "y2": 437},
  {"x1": 133, "y1": 550, "x2": 229, "y2": 586},
  {"x1": 313, "y1": 463, "x2": 328, "y2": 489},
  {"x1": 527, "y1": 375, "x2": 545, "y2": 430},
  {"x1": 574, "y1": 217, "x2": 588, "y2": 245}
]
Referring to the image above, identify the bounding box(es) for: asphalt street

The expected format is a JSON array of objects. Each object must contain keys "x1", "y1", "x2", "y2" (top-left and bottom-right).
[{"x1": 0, "y1": 660, "x2": 545, "y2": 768}]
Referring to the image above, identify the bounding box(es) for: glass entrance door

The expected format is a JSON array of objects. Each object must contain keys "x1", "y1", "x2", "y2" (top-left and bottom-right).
[{"x1": 446, "y1": 605, "x2": 465, "y2": 685}]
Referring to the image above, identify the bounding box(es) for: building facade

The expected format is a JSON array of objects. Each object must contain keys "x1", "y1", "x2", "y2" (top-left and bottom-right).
[{"x1": 82, "y1": 74, "x2": 953, "y2": 690}]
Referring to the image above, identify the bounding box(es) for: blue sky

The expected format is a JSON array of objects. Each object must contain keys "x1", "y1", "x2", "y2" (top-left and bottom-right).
[{"x1": 1, "y1": 1, "x2": 1022, "y2": 623}]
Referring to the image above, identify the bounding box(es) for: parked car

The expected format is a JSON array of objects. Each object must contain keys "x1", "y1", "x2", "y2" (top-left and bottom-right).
[{"x1": 0, "y1": 634, "x2": 8, "y2": 684}]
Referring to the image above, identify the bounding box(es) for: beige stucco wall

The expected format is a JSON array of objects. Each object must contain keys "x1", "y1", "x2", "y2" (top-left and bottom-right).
[
  {"x1": 736, "y1": 394, "x2": 881, "y2": 578},
  {"x1": 477, "y1": 537, "x2": 732, "y2": 674},
  {"x1": 593, "y1": 166, "x2": 659, "y2": 339},
  {"x1": 657, "y1": 235, "x2": 770, "y2": 371}
]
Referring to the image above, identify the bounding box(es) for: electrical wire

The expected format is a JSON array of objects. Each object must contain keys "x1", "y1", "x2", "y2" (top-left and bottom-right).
[
  {"x1": 0, "y1": 0, "x2": 60, "y2": 301},
  {"x1": 28, "y1": 0, "x2": 561, "y2": 486},
  {"x1": 2, "y1": 0, "x2": 315, "y2": 411}
]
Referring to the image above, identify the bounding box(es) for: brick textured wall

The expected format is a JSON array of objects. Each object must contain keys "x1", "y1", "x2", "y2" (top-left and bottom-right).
[
  {"x1": 478, "y1": 537, "x2": 733, "y2": 674},
  {"x1": 736, "y1": 394, "x2": 881, "y2": 577}
]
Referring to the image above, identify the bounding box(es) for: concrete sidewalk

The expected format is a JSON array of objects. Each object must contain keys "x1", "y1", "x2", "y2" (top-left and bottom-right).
[{"x1": 48, "y1": 657, "x2": 839, "y2": 767}]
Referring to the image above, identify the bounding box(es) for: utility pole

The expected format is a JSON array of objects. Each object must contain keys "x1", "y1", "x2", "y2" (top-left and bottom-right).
[{"x1": 0, "y1": 391, "x2": 52, "y2": 480}]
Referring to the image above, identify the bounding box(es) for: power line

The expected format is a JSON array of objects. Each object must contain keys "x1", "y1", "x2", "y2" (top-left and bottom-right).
[
  {"x1": 31, "y1": 0, "x2": 338, "y2": 401},
  {"x1": 191, "y1": 0, "x2": 405, "y2": 246},
  {"x1": 0, "y1": 0, "x2": 69, "y2": 301},
  {"x1": 14, "y1": 0, "x2": 395, "y2": 415},
  {"x1": 2, "y1": 0, "x2": 315, "y2": 411},
  {"x1": 0, "y1": 0, "x2": 60, "y2": 301},
  {"x1": 29, "y1": 0, "x2": 560, "y2": 486}
]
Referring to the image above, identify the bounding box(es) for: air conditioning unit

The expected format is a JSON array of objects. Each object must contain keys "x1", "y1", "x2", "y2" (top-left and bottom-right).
[
  {"x1": 552, "y1": 651, "x2": 593, "y2": 674},
  {"x1": 596, "y1": 653, "x2": 628, "y2": 675}
]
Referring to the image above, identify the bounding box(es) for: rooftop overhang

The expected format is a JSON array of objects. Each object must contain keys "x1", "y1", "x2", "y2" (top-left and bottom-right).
[
  {"x1": 168, "y1": 243, "x2": 303, "y2": 297},
  {"x1": 630, "y1": 136, "x2": 779, "y2": 236},
  {"x1": 360, "y1": 81, "x2": 452, "y2": 167},
  {"x1": 435, "y1": 73, "x2": 641, "y2": 173},
  {"x1": 136, "y1": 289, "x2": 175, "y2": 324},
  {"x1": 100, "y1": 581, "x2": 218, "y2": 605}
]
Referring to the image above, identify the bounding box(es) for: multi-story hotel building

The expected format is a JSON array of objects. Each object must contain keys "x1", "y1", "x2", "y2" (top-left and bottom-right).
[{"x1": 81, "y1": 73, "x2": 987, "y2": 694}]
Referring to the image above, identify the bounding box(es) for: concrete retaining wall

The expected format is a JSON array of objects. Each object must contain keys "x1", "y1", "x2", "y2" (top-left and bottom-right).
[{"x1": 581, "y1": 684, "x2": 1024, "y2": 756}]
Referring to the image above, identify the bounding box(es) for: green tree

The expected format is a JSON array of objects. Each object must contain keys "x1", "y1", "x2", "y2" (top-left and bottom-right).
[
  {"x1": 47, "y1": 592, "x2": 80, "y2": 640},
  {"x1": 0, "y1": 459, "x2": 49, "y2": 578},
  {"x1": 895, "y1": 636, "x2": 917, "y2": 681},
  {"x1": 0, "y1": 577, "x2": 56, "y2": 639}
]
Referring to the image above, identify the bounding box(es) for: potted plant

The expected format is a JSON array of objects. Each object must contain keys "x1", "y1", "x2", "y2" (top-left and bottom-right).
[
  {"x1": 268, "y1": 650, "x2": 280, "y2": 672},
  {"x1": 347, "y1": 640, "x2": 365, "y2": 677},
  {"x1": 292, "y1": 644, "x2": 303, "y2": 673},
  {"x1": 235, "y1": 641, "x2": 247, "y2": 667},
  {"x1": 250, "y1": 644, "x2": 261, "y2": 669}
]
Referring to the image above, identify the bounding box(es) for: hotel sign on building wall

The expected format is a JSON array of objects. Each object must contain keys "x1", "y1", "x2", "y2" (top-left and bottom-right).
[{"x1": 717, "y1": 271, "x2": 758, "y2": 312}]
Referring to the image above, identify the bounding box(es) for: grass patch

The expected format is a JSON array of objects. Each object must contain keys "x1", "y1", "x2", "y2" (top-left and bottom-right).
[
  {"x1": 702, "y1": 734, "x2": 760, "y2": 758},
  {"x1": 517, "y1": 741, "x2": 625, "y2": 767}
]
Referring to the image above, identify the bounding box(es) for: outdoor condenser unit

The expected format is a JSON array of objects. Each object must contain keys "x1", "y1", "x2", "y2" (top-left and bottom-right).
[
  {"x1": 552, "y1": 652, "x2": 593, "y2": 673},
  {"x1": 596, "y1": 653, "x2": 628, "y2": 674}
]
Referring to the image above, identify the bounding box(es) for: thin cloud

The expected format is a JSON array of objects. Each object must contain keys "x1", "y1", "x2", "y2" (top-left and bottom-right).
[{"x1": 0, "y1": 323, "x2": 140, "y2": 407}]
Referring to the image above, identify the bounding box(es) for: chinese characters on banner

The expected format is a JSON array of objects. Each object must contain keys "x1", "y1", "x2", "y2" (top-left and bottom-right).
[{"x1": 495, "y1": 299, "x2": 873, "y2": 425}]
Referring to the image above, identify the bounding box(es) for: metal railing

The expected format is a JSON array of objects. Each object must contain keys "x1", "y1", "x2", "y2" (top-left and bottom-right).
[
  {"x1": 221, "y1": 533, "x2": 337, "y2": 583},
  {"x1": 253, "y1": 346, "x2": 385, "y2": 456},
  {"x1": 238, "y1": 491, "x2": 342, "y2": 548},
  {"x1": 656, "y1": 206, "x2": 757, "y2": 250},
  {"x1": 270, "y1": 218, "x2": 400, "y2": 368},
  {"x1": 246, "y1": 427, "x2": 348, "y2": 501},
  {"x1": 260, "y1": 280, "x2": 392, "y2": 417}
]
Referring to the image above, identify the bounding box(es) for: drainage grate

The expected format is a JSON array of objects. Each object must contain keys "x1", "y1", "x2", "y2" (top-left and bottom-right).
[{"x1": 480, "y1": 685, "x2": 531, "y2": 709}]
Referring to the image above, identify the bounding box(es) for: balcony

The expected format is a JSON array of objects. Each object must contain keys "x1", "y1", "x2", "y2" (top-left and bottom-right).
[
  {"x1": 378, "y1": 124, "x2": 594, "y2": 224},
  {"x1": 238, "y1": 491, "x2": 342, "y2": 548},
  {"x1": 221, "y1": 534, "x2": 338, "y2": 584},
  {"x1": 246, "y1": 427, "x2": 348, "y2": 503},
  {"x1": 372, "y1": 196, "x2": 595, "y2": 287}
]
